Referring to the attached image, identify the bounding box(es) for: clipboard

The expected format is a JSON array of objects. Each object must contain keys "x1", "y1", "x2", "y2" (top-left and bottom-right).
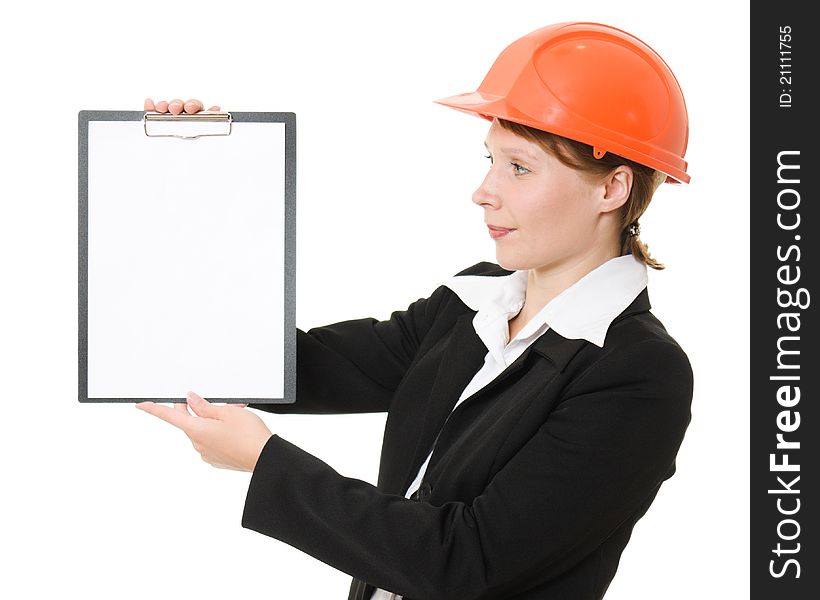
[{"x1": 78, "y1": 110, "x2": 296, "y2": 404}]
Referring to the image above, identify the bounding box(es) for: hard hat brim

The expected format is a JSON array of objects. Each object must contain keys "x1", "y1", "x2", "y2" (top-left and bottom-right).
[{"x1": 435, "y1": 92, "x2": 690, "y2": 185}]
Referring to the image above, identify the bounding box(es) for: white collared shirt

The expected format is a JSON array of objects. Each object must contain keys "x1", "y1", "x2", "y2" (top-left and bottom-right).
[{"x1": 370, "y1": 254, "x2": 648, "y2": 600}]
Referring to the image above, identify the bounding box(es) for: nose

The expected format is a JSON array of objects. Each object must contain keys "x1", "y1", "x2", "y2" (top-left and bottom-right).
[{"x1": 472, "y1": 168, "x2": 501, "y2": 209}]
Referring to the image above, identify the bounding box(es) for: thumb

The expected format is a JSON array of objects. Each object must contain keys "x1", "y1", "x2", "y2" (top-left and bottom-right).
[{"x1": 187, "y1": 391, "x2": 217, "y2": 418}]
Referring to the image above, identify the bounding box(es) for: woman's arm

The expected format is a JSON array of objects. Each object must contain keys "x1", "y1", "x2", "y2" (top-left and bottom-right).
[{"x1": 241, "y1": 338, "x2": 693, "y2": 600}]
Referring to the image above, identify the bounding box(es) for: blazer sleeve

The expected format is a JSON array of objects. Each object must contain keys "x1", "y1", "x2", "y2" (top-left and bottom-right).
[
  {"x1": 241, "y1": 338, "x2": 694, "y2": 600},
  {"x1": 249, "y1": 284, "x2": 448, "y2": 415}
]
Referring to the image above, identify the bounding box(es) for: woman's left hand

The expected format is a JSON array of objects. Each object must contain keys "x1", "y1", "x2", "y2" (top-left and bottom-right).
[
  {"x1": 144, "y1": 98, "x2": 220, "y2": 115},
  {"x1": 136, "y1": 392, "x2": 272, "y2": 472}
]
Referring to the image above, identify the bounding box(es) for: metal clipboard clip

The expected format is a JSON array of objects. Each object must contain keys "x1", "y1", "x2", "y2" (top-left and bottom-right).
[{"x1": 143, "y1": 111, "x2": 233, "y2": 139}]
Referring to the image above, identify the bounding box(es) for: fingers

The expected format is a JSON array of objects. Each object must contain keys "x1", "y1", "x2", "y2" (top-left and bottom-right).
[
  {"x1": 168, "y1": 98, "x2": 185, "y2": 115},
  {"x1": 186, "y1": 391, "x2": 219, "y2": 419},
  {"x1": 136, "y1": 391, "x2": 223, "y2": 442},
  {"x1": 170, "y1": 99, "x2": 205, "y2": 115},
  {"x1": 183, "y1": 99, "x2": 204, "y2": 114},
  {"x1": 144, "y1": 98, "x2": 216, "y2": 114},
  {"x1": 135, "y1": 401, "x2": 195, "y2": 430}
]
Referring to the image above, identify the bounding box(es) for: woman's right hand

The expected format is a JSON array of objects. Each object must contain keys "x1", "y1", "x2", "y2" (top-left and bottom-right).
[{"x1": 143, "y1": 98, "x2": 221, "y2": 115}]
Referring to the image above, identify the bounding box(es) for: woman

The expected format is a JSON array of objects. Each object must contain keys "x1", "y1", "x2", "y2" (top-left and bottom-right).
[{"x1": 137, "y1": 22, "x2": 693, "y2": 600}]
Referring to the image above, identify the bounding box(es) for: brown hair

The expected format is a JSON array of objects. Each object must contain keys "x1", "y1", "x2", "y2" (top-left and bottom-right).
[{"x1": 497, "y1": 118, "x2": 668, "y2": 270}]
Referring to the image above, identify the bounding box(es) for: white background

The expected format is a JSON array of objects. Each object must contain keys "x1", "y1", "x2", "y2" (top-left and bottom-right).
[{"x1": 0, "y1": 1, "x2": 749, "y2": 599}]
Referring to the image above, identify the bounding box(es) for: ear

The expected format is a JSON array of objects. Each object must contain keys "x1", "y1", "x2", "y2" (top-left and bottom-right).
[{"x1": 600, "y1": 165, "x2": 633, "y2": 214}]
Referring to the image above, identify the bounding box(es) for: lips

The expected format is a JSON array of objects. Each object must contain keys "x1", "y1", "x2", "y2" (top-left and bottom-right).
[{"x1": 487, "y1": 224, "x2": 516, "y2": 239}]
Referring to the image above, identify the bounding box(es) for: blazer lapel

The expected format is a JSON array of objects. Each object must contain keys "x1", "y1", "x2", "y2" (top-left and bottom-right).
[
  {"x1": 399, "y1": 285, "x2": 652, "y2": 493},
  {"x1": 400, "y1": 312, "x2": 578, "y2": 492},
  {"x1": 400, "y1": 312, "x2": 486, "y2": 488}
]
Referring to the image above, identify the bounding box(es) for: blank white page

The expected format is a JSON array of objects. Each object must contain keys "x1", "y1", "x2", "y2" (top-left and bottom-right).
[{"x1": 82, "y1": 115, "x2": 291, "y2": 401}]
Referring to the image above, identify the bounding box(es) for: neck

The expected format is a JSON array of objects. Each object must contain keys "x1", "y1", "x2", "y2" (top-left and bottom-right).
[{"x1": 519, "y1": 243, "x2": 621, "y2": 321}]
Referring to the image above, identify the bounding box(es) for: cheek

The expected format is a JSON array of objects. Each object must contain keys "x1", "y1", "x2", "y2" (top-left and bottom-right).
[
  {"x1": 516, "y1": 191, "x2": 594, "y2": 252},
  {"x1": 516, "y1": 195, "x2": 571, "y2": 239}
]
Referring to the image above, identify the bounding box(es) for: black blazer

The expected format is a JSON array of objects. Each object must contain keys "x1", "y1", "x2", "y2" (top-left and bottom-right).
[{"x1": 244, "y1": 261, "x2": 693, "y2": 600}]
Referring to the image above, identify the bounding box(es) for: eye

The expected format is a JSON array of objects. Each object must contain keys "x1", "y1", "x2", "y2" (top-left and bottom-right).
[
  {"x1": 510, "y1": 162, "x2": 530, "y2": 175},
  {"x1": 484, "y1": 153, "x2": 530, "y2": 175}
]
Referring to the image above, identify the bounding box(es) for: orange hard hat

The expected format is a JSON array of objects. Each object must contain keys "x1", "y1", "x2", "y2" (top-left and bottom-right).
[{"x1": 435, "y1": 22, "x2": 690, "y2": 184}]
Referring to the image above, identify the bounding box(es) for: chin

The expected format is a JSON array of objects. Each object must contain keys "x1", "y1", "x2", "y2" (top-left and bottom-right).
[
  {"x1": 495, "y1": 253, "x2": 533, "y2": 272},
  {"x1": 496, "y1": 247, "x2": 562, "y2": 272}
]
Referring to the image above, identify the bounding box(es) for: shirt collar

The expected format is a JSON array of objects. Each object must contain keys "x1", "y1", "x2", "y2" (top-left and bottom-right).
[{"x1": 440, "y1": 254, "x2": 648, "y2": 349}]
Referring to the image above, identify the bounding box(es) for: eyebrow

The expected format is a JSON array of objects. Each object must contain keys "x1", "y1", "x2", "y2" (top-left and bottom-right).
[{"x1": 483, "y1": 140, "x2": 539, "y2": 161}]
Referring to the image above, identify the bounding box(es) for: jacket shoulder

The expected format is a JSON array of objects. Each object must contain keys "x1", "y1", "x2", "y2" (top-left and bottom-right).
[
  {"x1": 577, "y1": 309, "x2": 694, "y2": 401},
  {"x1": 610, "y1": 309, "x2": 689, "y2": 362}
]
